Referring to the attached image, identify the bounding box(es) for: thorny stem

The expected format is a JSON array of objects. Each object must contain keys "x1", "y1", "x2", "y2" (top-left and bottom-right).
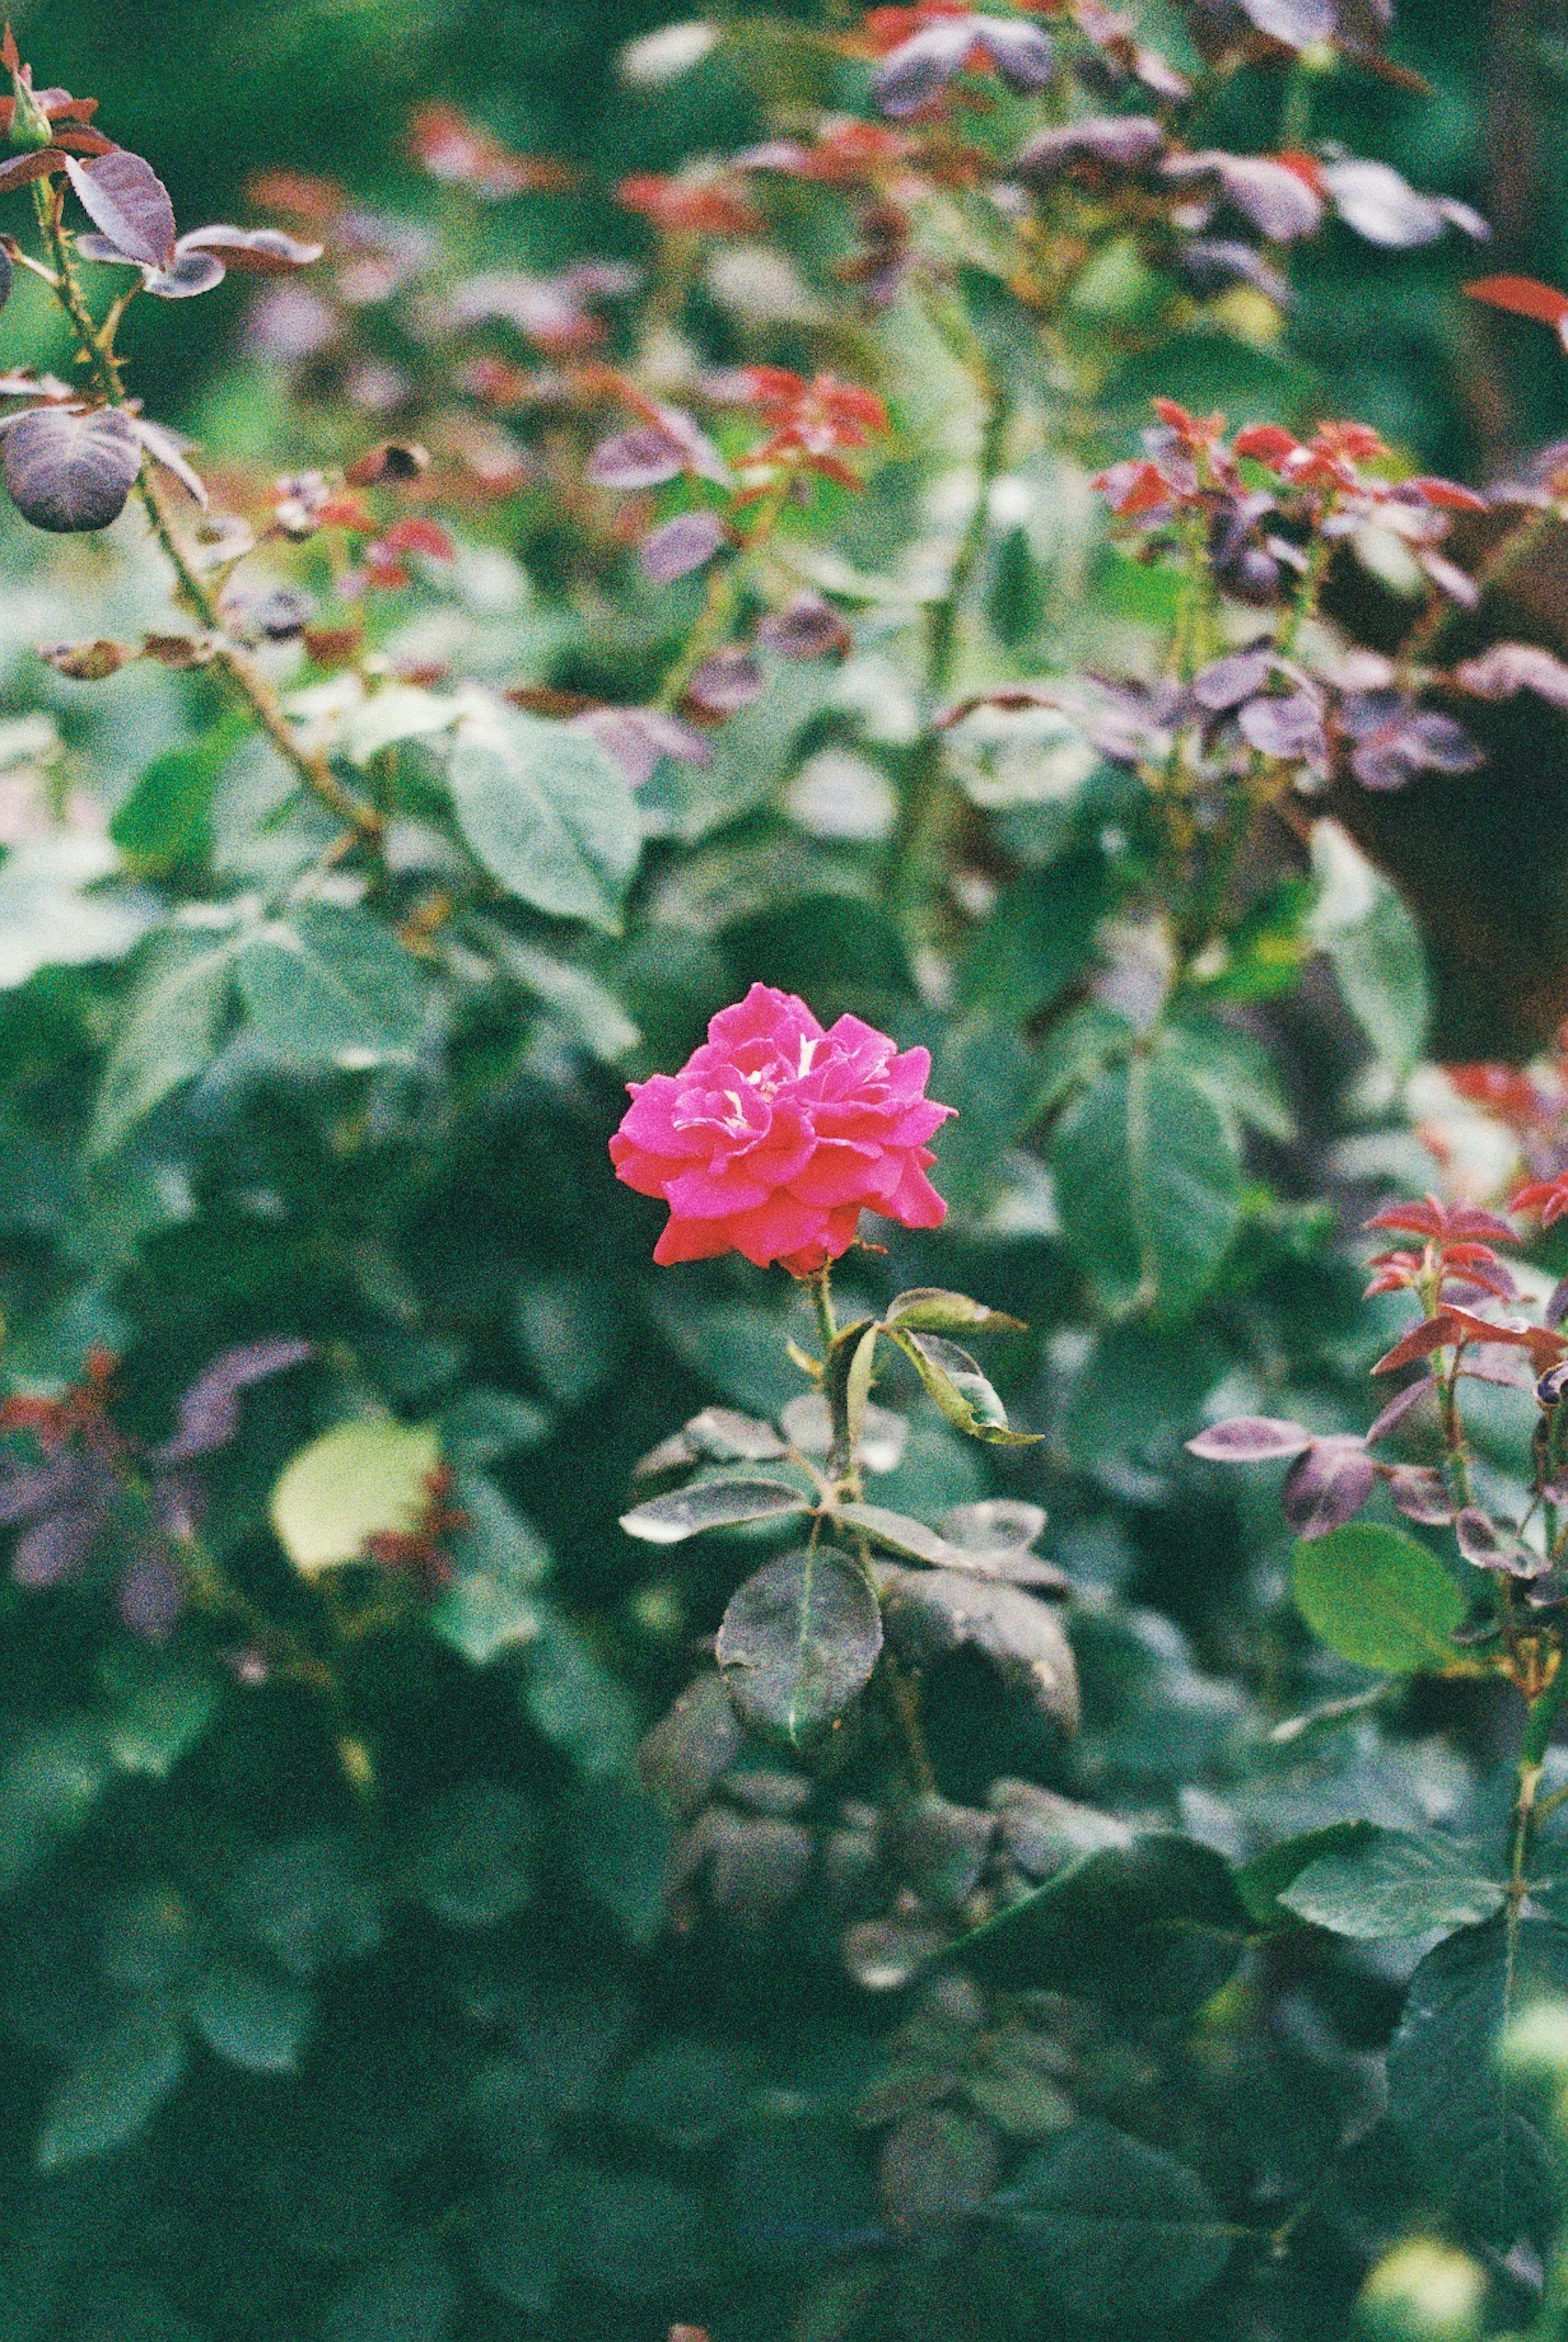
[{"x1": 33, "y1": 185, "x2": 381, "y2": 842}]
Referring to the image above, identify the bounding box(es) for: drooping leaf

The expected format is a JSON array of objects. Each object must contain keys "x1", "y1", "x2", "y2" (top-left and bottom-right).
[
  {"x1": 448, "y1": 711, "x2": 642, "y2": 929},
  {"x1": 1388, "y1": 1917, "x2": 1568, "y2": 2250},
  {"x1": 1292, "y1": 1522, "x2": 1468, "y2": 1673},
  {"x1": 880, "y1": 1566, "x2": 1080, "y2": 1727},
  {"x1": 994, "y1": 2119, "x2": 1233, "y2": 2323},
  {"x1": 2, "y1": 403, "x2": 142, "y2": 532},
  {"x1": 270, "y1": 1419, "x2": 442, "y2": 1575},
  {"x1": 1051, "y1": 1052, "x2": 1243, "y2": 1323},
  {"x1": 717, "y1": 1546, "x2": 883, "y2": 1747},
  {"x1": 236, "y1": 903, "x2": 428, "y2": 1068},
  {"x1": 887, "y1": 1328, "x2": 1038, "y2": 1445},
  {"x1": 1279, "y1": 1827, "x2": 1506, "y2": 1940},
  {"x1": 619, "y1": 1477, "x2": 811, "y2": 1544}
]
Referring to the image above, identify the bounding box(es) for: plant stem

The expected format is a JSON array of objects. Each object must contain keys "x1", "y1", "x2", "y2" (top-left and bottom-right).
[
  {"x1": 889, "y1": 374, "x2": 1011, "y2": 954},
  {"x1": 1511, "y1": 1658, "x2": 1568, "y2": 1906},
  {"x1": 33, "y1": 185, "x2": 379, "y2": 841}
]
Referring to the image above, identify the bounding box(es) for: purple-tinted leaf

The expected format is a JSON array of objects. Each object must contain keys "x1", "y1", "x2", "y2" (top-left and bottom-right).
[
  {"x1": 1343, "y1": 693, "x2": 1484, "y2": 791},
  {"x1": 756, "y1": 593, "x2": 851, "y2": 660},
  {"x1": 118, "y1": 1551, "x2": 185, "y2": 1642},
  {"x1": 64, "y1": 149, "x2": 176, "y2": 271},
  {"x1": 1282, "y1": 1438, "x2": 1378, "y2": 1538},
  {"x1": 688, "y1": 646, "x2": 764, "y2": 714},
  {"x1": 159, "y1": 1338, "x2": 313, "y2": 1464},
  {"x1": 130, "y1": 416, "x2": 208, "y2": 507},
  {"x1": 150, "y1": 1470, "x2": 204, "y2": 1544},
  {"x1": 1388, "y1": 1466, "x2": 1454, "y2": 1526},
  {"x1": 1238, "y1": 690, "x2": 1327, "y2": 764},
  {"x1": 1193, "y1": 648, "x2": 1272, "y2": 712},
  {"x1": 143, "y1": 249, "x2": 227, "y2": 299},
  {"x1": 179, "y1": 224, "x2": 323, "y2": 274},
  {"x1": 1364, "y1": 1375, "x2": 1435, "y2": 1445},
  {"x1": 1323, "y1": 159, "x2": 1486, "y2": 250},
  {"x1": 1546, "y1": 1277, "x2": 1568, "y2": 1333},
  {"x1": 570, "y1": 704, "x2": 710, "y2": 787},
  {"x1": 0, "y1": 1457, "x2": 82, "y2": 1525},
  {"x1": 1537, "y1": 1359, "x2": 1568, "y2": 1405},
  {"x1": 641, "y1": 508, "x2": 724, "y2": 585},
  {"x1": 1163, "y1": 152, "x2": 1324, "y2": 241},
  {"x1": 1454, "y1": 1505, "x2": 1546, "y2": 1576},
  {"x1": 1237, "y1": 0, "x2": 1336, "y2": 43},
  {"x1": 1, "y1": 404, "x2": 141, "y2": 533},
  {"x1": 13, "y1": 1503, "x2": 105, "y2": 1588},
  {"x1": 973, "y1": 15, "x2": 1055, "y2": 91},
  {"x1": 1186, "y1": 1415, "x2": 1314, "y2": 1461},
  {"x1": 1016, "y1": 116, "x2": 1165, "y2": 182},
  {"x1": 873, "y1": 18, "x2": 978, "y2": 115},
  {"x1": 1454, "y1": 642, "x2": 1568, "y2": 714},
  {"x1": 0, "y1": 151, "x2": 65, "y2": 198},
  {"x1": 1174, "y1": 239, "x2": 1292, "y2": 304},
  {"x1": 586, "y1": 426, "x2": 689, "y2": 490}
]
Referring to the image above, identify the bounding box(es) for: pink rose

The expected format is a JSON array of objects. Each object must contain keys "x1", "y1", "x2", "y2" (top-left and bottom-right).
[{"x1": 610, "y1": 982, "x2": 954, "y2": 1274}]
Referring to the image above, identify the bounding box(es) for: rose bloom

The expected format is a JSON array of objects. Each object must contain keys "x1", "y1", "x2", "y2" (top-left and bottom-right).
[{"x1": 610, "y1": 983, "x2": 953, "y2": 1273}]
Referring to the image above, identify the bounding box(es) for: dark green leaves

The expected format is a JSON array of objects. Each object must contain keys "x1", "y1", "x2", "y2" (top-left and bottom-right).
[
  {"x1": 89, "y1": 929, "x2": 234, "y2": 1158},
  {"x1": 619, "y1": 1477, "x2": 811, "y2": 1544},
  {"x1": 1051, "y1": 1047, "x2": 1243, "y2": 1322},
  {"x1": 1292, "y1": 1522, "x2": 1468, "y2": 1673},
  {"x1": 448, "y1": 712, "x2": 641, "y2": 929},
  {"x1": 1278, "y1": 1828, "x2": 1506, "y2": 1939},
  {"x1": 1388, "y1": 1917, "x2": 1568, "y2": 2251},
  {"x1": 717, "y1": 1547, "x2": 882, "y2": 1747},
  {"x1": 953, "y1": 1833, "x2": 1250, "y2": 1999},
  {"x1": 236, "y1": 903, "x2": 428, "y2": 1067},
  {"x1": 36, "y1": 2003, "x2": 185, "y2": 2170},
  {"x1": 2, "y1": 403, "x2": 143, "y2": 533},
  {"x1": 993, "y1": 2120, "x2": 1233, "y2": 2324},
  {"x1": 880, "y1": 1568, "x2": 1079, "y2": 1728}
]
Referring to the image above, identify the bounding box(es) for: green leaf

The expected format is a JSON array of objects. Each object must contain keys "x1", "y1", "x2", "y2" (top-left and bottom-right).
[
  {"x1": 1388, "y1": 1916, "x2": 1568, "y2": 2251},
  {"x1": 523, "y1": 1611, "x2": 640, "y2": 1777},
  {"x1": 109, "y1": 726, "x2": 240, "y2": 871},
  {"x1": 953, "y1": 1833, "x2": 1250, "y2": 2001},
  {"x1": 1161, "y1": 1013, "x2": 1296, "y2": 1143},
  {"x1": 97, "y1": 1643, "x2": 218, "y2": 1778},
  {"x1": 409, "y1": 1782, "x2": 535, "y2": 1927},
  {"x1": 448, "y1": 711, "x2": 641, "y2": 929},
  {"x1": 488, "y1": 931, "x2": 640, "y2": 1063},
  {"x1": 1279, "y1": 1827, "x2": 1506, "y2": 1940},
  {"x1": 1234, "y1": 1821, "x2": 1381, "y2": 1929},
  {"x1": 619, "y1": 1477, "x2": 811, "y2": 1544},
  {"x1": 1292, "y1": 1522, "x2": 1467, "y2": 1674},
  {"x1": 993, "y1": 2119, "x2": 1234, "y2": 2322},
  {"x1": 88, "y1": 929, "x2": 234, "y2": 1159},
  {"x1": 187, "y1": 1959, "x2": 313, "y2": 2073},
  {"x1": 36, "y1": 2003, "x2": 186, "y2": 2170},
  {"x1": 887, "y1": 1328, "x2": 1038, "y2": 1445},
  {"x1": 833, "y1": 1501, "x2": 954, "y2": 1565},
  {"x1": 0, "y1": 834, "x2": 152, "y2": 989},
  {"x1": 322, "y1": 2242, "x2": 458, "y2": 2342},
  {"x1": 955, "y1": 851, "x2": 1108, "y2": 1023},
  {"x1": 236, "y1": 902, "x2": 428, "y2": 1068},
  {"x1": 0, "y1": 1717, "x2": 111, "y2": 1893},
  {"x1": 1313, "y1": 828, "x2": 1430, "y2": 1078},
  {"x1": 1051, "y1": 1052, "x2": 1243, "y2": 1322},
  {"x1": 717, "y1": 1546, "x2": 883, "y2": 1748},
  {"x1": 270, "y1": 1418, "x2": 441, "y2": 1575},
  {"x1": 884, "y1": 1288, "x2": 1026, "y2": 1335},
  {"x1": 430, "y1": 1474, "x2": 550, "y2": 1664},
  {"x1": 1028, "y1": 1000, "x2": 1134, "y2": 1120}
]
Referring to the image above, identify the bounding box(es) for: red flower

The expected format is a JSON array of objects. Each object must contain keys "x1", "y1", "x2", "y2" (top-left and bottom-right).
[{"x1": 610, "y1": 982, "x2": 953, "y2": 1274}]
